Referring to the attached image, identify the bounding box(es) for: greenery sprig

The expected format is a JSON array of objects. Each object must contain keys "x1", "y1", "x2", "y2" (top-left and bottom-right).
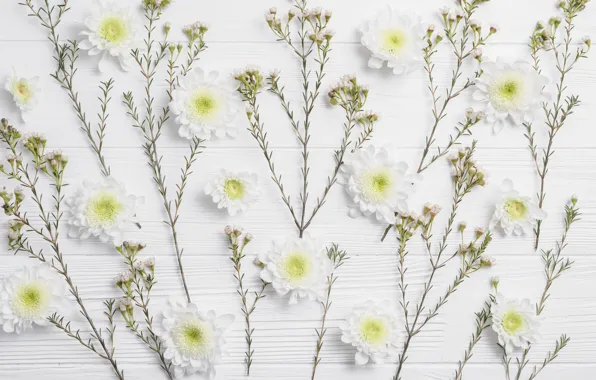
[
  {"x1": 417, "y1": 0, "x2": 495, "y2": 174},
  {"x1": 311, "y1": 244, "x2": 348, "y2": 380},
  {"x1": 392, "y1": 142, "x2": 490, "y2": 380},
  {"x1": 506, "y1": 197, "x2": 580, "y2": 379},
  {"x1": 0, "y1": 119, "x2": 125, "y2": 380},
  {"x1": 524, "y1": 0, "x2": 590, "y2": 249},
  {"x1": 114, "y1": 242, "x2": 173, "y2": 379},
  {"x1": 124, "y1": 2, "x2": 207, "y2": 303},
  {"x1": 236, "y1": 0, "x2": 377, "y2": 237},
  {"x1": 225, "y1": 226, "x2": 269, "y2": 376},
  {"x1": 21, "y1": 0, "x2": 114, "y2": 177}
]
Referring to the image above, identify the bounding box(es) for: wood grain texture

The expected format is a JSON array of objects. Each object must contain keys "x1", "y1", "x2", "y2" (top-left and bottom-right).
[{"x1": 0, "y1": 0, "x2": 595, "y2": 379}]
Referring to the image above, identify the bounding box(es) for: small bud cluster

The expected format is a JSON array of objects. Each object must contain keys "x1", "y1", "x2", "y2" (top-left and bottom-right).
[
  {"x1": 234, "y1": 66, "x2": 265, "y2": 106},
  {"x1": 457, "y1": 226, "x2": 494, "y2": 272},
  {"x1": 0, "y1": 187, "x2": 24, "y2": 217},
  {"x1": 439, "y1": 1, "x2": 496, "y2": 58},
  {"x1": 447, "y1": 144, "x2": 487, "y2": 189},
  {"x1": 7, "y1": 218, "x2": 24, "y2": 249},
  {"x1": 114, "y1": 241, "x2": 156, "y2": 325},
  {"x1": 464, "y1": 107, "x2": 485, "y2": 124},
  {"x1": 532, "y1": 1, "x2": 590, "y2": 53},
  {"x1": 424, "y1": 22, "x2": 444, "y2": 50},
  {"x1": 143, "y1": 0, "x2": 172, "y2": 10},
  {"x1": 182, "y1": 21, "x2": 209, "y2": 42},
  {"x1": 266, "y1": 3, "x2": 333, "y2": 55},
  {"x1": 397, "y1": 204, "x2": 442, "y2": 242},
  {"x1": 225, "y1": 225, "x2": 253, "y2": 252},
  {"x1": 328, "y1": 75, "x2": 370, "y2": 108}
]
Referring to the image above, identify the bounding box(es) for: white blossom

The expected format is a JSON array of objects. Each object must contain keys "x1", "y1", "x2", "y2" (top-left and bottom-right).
[
  {"x1": 79, "y1": 0, "x2": 142, "y2": 72},
  {"x1": 0, "y1": 265, "x2": 68, "y2": 334},
  {"x1": 5, "y1": 70, "x2": 40, "y2": 122},
  {"x1": 491, "y1": 293, "x2": 540, "y2": 353},
  {"x1": 64, "y1": 177, "x2": 143, "y2": 245},
  {"x1": 157, "y1": 299, "x2": 234, "y2": 379},
  {"x1": 258, "y1": 234, "x2": 331, "y2": 304},
  {"x1": 204, "y1": 170, "x2": 261, "y2": 216},
  {"x1": 489, "y1": 179, "x2": 546, "y2": 236},
  {"x1": 473, "y1": 59, "x2": 549, "y2": 133},
  {"x1": 360, "y1": 7, "x2": 425, "y2": 74},
  {"x1": 339, "y1": 145, "x2": 419, "y2": 224},
  {"x1": 171, "y1": 68, "x2": 240, "y2": 140},
  {"x1": 339, "y1": 300, "x2": 400, "y2": 365}
]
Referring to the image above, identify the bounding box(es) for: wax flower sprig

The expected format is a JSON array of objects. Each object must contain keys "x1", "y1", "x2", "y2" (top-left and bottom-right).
[
  {"x1": 392, "y1": 142, "x2": 491, "y2": 380},
  {"x1": 417, "y1": 0, "x2": 496, "y2": 174},
  {"x1": 21, "y1": 0, "x2": 117, "y2": 177},
  {"x1": 503, "y1": 196, "x2": 580, "y2": 379},
  {"x1": 453, "y1": 197, "x2": 580, "y2": 380},
  {"x1": 113, "y1": 242, "x2": 172, "y2": 379},
  {"x1": 225, "y1": 225, "x2": 269, "y2": 376},
  {"x1": 0, "y1": 118, "x2": 125, "y2": 380},
  {"x1": 524, "y1": 0, "x2": 590, "y2": 249},
  {"x1": 123, "y1": 0, "x2": 208, "y2": 304},
  {"x1": 236, "y1": 69, "x2": 376, "y2": 236},
  {"x1": 236, "y1": 0, "x2": 377, "y2": 237},
  {"x1": 311, "y1": 244, "x2": 348, "y2": 380}
]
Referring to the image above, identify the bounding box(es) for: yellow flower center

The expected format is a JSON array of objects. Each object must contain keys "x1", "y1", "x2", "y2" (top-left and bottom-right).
[
  {"x1": 172, "y1": 318, "x2": 214, "y2": 358},
  {"x1": 224, "y1": 179, "x2": 244, "y2": 200},
  {"x1": 504, "y1": 199, "x2": 527, "y2": 220},
  {"x1": 359, "y1": 316, "x2": 388, "y2": 345},
  {"x1": 502, "y1": 310, "x2": 524, "y2": 334},
  {"x1": 282, "y1": 252, "x2": 312, "y2": 284},
  {"x1": 16, "y1": 81, "x2": 31, "y2": 100},
  {"x1": 98, "y1": 16, "x2": 129, "y2": 44},
  {"x1": 13, "y1": 281, "x2": 51, "y2": 319},
  {"x1": 362, "y1": 168, "x2": 393, "y2": 201},
  {"x1": 380, "y1": 28, "x2": 407, "y2": 55},
  {"x1": 87, "y1": 192, "x2": 123, "y2": 227},
  {"x1": 186, "y1": 90, "x2": 221, "y2": 123}
]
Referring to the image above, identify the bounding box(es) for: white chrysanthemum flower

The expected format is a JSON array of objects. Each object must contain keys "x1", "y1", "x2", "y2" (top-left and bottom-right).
[
  {"x1": 204, "y1": 170, "x2": 260, "y2": 216},
  {"x1": 171, "y1": 68, "x2": 239, "y2": 140},
  {"x1": 64, "y1": 177, "x2": 142, "y2": 244},
  {"x1": 258, "y1": 234, "x2": 331, "y2": 305},
  {"x1": 360, "y1": 7, "x2": 425, "y2": 74},
  {"x1": 0, "y1": 265, "x2": 68, "y2": 334},
  {"x1": 79, "y1": 0, "x2": 142, "y2": 72},
  {"x1": 5, "y1": 70, "x2": 40, "y2": 121},
  {"x1": 158, "y1": 299, "x2": 234, "y2": 379},
  {"x1": 339, "y1": 300, "x2": 400, "y2": 365},
  {"x1": 491, "y1": 293, "x2": 540, "y2": 353},
  {"x1": 489, "y1": 179, "x2": 546, "y2": 236},
  {"x1": 473, "y1": 59, "x2": 549, "y2": 133},
  {"x1": 339, "y1": 145, "x2": 418, "y2": 224}
]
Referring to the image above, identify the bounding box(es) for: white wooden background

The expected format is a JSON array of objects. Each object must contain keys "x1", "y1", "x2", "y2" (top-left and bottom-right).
[{"x1": 0, "y1": 0, "x2": 595, "y2": 379}]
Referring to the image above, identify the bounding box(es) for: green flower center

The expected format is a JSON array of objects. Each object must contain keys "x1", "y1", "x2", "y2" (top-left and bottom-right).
[
  {"x1": 98, "y1": 16, "x2": 129, "y2": 44},
  {"x1": 172, "y1": 319, "x2": 214, "y2": 358},
  {"x1": 13, "y1": 281, "x2": 50, "y2": 319},
  {"x1": 282, "y1": 252, "x2": 312, "y2": 284},
  {"x1": 489, "y1": 74, "x2": 525, "y2": 111},
  {"x1": 502, "y1": 310, "x2": 524, "y2": 334},
  {"x1": 505, "y1": 199, "x2": 527, "y2": 220},
  {"x1": 87, "y1": 192, "x2": 123, "y2": 227},
  {"x1": 499, "y1": 81, "x2": 519, "y2": 100},
  {"x1": 224, "y1": 179, "x2": 245, "y2": 200},
  {"x1": 380, "y1": 28, "x2": 407, "y2": 55},
  {"x1": 359, "y1": 316, "x2": 388, "y2": 345},
  {"x1": 187, "y1": 90, "x2": 221, "y2": 122},
  {"x1": 362, "y1": 168, "x2": 393, "y2": 201}
]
